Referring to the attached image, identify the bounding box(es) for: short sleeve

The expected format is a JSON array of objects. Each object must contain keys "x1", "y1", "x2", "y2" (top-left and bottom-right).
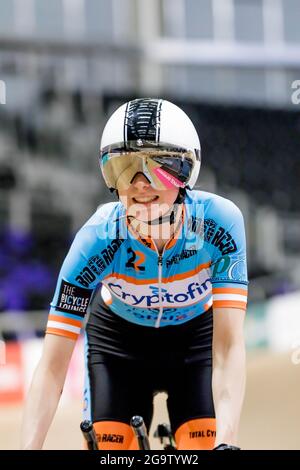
[
  {"x1": 208, "y1": 199, "x2": 248, "y2": 311},
  {"x1": 46, "y1": 225, "x2": 110, "y2": 340}
]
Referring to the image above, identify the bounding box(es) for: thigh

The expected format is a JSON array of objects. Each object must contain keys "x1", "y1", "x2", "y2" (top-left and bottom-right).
[
  {"x1": 88, "y1": 356, "x2": 154, "y2": 431},
  {"x1": 166, "y1": 360, "x2": 215, "y2": 449}
]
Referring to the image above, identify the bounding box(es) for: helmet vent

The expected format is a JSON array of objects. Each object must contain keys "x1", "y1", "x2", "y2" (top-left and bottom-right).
[{"x1": 124, "y1": 98, "x2": 162, "y2": 143}]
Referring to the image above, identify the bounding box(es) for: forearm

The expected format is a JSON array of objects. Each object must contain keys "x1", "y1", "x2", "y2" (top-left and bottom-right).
[
  {"x1": 21, "y1": 362, "x2": 63, "y2": 450},
  {"x1": 212, "y1": 342, "x2": 246, "y2": 446}
]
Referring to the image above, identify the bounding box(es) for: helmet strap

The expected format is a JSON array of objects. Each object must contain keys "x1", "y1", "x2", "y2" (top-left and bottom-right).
[
  {"x1": 146, "y1": 199, "x2": 179, "y2": 226},
  {"x1": 115, "y1": 187, "x2": 186, "y2": 240}
]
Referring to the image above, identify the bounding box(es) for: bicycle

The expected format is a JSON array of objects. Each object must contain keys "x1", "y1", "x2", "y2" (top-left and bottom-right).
[
  {"x1": 80, "y1": 415, "x2": 176, "y2": 451},
  {"x1": 80, "y1": 420, "x2": 99, "y2": 450},
  {"x1": 131, "y1": 415, "x2": 176, "y2": 451}
]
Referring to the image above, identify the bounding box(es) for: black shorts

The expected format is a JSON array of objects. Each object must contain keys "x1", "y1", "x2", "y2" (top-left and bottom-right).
[{"x1": 85, "y1": 298, "x2": 215, "y2": 433}]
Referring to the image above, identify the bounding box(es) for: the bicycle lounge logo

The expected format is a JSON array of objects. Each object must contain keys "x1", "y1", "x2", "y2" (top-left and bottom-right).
[{"x1": 0, "y1": 80, "x2": 6, "y2": 105}]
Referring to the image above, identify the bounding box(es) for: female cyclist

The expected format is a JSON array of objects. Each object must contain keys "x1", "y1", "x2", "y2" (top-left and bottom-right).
[{"x1": 21, "y1": 98, "x2": 247, "y2": 450}]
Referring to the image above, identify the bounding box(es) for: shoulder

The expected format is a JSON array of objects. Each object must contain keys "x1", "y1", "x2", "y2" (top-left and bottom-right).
[
  {"x1": 67, "y1": 202, "x2": 123, "y2": 255},
  {"x1": 186, "y1": 189, "x2": 244, "y2": 224},
  {"x1": 75, "y1": 201, "x2": 123, "y2": 242},
  {"x1": 60, "y1": 202, "x2": 124, "y2": 278},
  {"x1": 81, "y1": 201, "x2": 122, "y2": 229}
]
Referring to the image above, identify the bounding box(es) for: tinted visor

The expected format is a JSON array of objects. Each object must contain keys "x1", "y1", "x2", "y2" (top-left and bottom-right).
[{"x1": 100, "y1": 144, "x2": 196, "y2": 191}]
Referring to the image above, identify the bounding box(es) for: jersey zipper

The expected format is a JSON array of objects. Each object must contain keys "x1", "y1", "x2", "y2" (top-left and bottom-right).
[
  {"x1": 153, "y1": 212, "x2": 183, "y2": 328},
  {"x1": 155, "y1": 246, "x2": 167, "y2": 328}
]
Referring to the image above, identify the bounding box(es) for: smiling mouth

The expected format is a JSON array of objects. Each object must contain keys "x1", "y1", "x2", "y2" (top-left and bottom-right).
[{"x1": 133, "y1": 196, "x2": 159, "y2": 203}]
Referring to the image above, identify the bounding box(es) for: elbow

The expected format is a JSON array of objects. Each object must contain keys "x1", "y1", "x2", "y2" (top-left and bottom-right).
[{"x1": 213, "y1": 338, "x2": 246, "y2": 369}]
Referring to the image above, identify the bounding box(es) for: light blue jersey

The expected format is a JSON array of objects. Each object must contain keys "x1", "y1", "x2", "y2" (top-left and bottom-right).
[{"x1": 46, "y1": 190, "x2": 248, "y2": 340}]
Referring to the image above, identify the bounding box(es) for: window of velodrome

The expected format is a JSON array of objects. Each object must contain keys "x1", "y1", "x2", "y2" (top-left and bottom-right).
[
  {"x1": 234, "y1": 0, "x2": 264, "y2": 43},
  {"x1": 282, "y1": 0, "x2": 300, "y2": 43},
  {"x1": 0, "y1": 0, "x2": 14, "y2": 35},
  {"x1": 35, "y1": 0, "x2": 64, "y2": 38}
]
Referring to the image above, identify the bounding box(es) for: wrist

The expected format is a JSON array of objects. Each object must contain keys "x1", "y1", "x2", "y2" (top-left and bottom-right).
[
  {"x1": 213, "y1": 443, "x2": 241, "y2": 450},
  {"x1": 215, "y1": 429, "x2": 237, "y2": 448}
]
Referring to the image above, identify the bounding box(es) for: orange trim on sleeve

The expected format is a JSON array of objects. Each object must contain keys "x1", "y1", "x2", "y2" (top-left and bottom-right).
[
  {"x1": 212, "y1": 287, "x2": 248, "y2": 295},
  {"x1": 213, "y1": 300, "x2": 247, "y2": 310},
  {"x1": 46, "y1": 327, "x2": 78, "y2": 341},
  {"x1": 48, "y1": 314, "x2": 82, "y2": 328}
]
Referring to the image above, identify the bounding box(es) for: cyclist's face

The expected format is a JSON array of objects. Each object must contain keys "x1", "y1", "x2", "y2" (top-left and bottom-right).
[{"x1": 118, "y1": 173, "x2": 179, "y2": 222}]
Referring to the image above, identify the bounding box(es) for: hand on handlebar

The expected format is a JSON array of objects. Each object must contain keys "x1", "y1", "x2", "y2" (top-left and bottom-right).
[{"x1": 213, "y1": 443, "x2": 241, "y2": 450}]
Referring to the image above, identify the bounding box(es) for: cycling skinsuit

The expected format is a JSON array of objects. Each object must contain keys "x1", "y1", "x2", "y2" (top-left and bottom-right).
[{"x1": 46, "y1": 189, "x2": 248, "y2": 442}]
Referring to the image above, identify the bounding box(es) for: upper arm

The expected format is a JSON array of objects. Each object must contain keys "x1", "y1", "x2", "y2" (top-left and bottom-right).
[
  {"x1": 40, "y1": 334, "x2": 76, "y2": 382},
  {"x1": 209, "y1": 199, "x2": 248, "y2": 312},
  {"x1": 213, "y1": 307, "x2": 246, "y2": 370},
  {"x1": 213, "y1": 308, "x2": 245, "y2": 348}
]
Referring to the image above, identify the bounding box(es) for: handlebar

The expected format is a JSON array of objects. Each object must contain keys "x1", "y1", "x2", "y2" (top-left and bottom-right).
[
  {"x1": 130, "y1": 415, "x2": 151, "y2": 450},
  {"x1": 80, "y1": 420, "x2": 99, "y2": 450}
]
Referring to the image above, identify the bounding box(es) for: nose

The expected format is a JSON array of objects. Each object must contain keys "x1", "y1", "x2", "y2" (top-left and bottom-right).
[{"x1": 131, "y1": 172, "x2": 151, "y2": 189}]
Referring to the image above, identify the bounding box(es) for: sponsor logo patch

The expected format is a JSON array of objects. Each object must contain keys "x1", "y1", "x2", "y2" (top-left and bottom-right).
[
  {"x1": 166, "y1": 249, "x2": 197, "y2": 267},
  {"x1": 108, "y1": 280, "x2": 210, "y2": 307},
  {"x1": 98, "y1": 433, "x2": 124, "y2": 444},
  {"x1": 76, "y1": 239, "x2": 124, "y2": 287},
  {"x1": 204, "y1": 218, "x2": 237, "y2": 255},
  {"x1": 189, "y1": 430, "x2": 216, "y2": 438},
  {"x1": 55, "y1": 280, "x2": 93, "y2": 315}
]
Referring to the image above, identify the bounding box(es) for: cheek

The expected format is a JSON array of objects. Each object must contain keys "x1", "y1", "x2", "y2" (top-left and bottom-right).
[{"x1": 159, "y1": 188, "x2": 179, "y2": 205}]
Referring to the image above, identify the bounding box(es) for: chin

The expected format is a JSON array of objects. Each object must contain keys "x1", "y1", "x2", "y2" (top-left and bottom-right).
[{"x1": 128, "y1": 205, "x2": 164, "y2": 222}]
